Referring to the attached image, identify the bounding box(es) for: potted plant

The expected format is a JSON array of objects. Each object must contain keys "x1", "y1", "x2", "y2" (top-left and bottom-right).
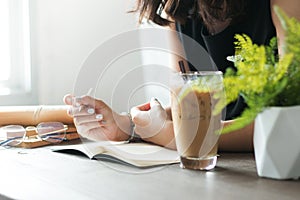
[{"x1": 216, "y1": 6, "x2": 300, "y2": 180}]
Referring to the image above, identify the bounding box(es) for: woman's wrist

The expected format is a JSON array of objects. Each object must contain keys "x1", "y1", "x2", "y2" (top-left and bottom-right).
[
  {"x1": 125, "y1": 112, "x2": 141, "y2": 143},
  {"x1": 117, "y1": 112, "x2": 141, "y2": 142}
]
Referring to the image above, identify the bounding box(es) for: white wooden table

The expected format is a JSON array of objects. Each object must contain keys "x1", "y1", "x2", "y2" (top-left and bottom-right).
[{"x1": 0, "y1": 142, "x2": 299, "y2": 200}]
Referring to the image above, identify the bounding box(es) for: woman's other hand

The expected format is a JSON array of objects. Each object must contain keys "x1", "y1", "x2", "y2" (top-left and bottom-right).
[{"x1": 130, "y1": 98, "x2": 176, "y2": 149}]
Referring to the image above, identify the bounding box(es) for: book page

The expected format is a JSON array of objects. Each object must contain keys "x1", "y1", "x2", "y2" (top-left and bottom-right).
[
  {"x1": 101, "y1": 143, "x2": 179, "y2": 167},
  {"x1": 52, "y1": 141, "x2": 122, "y2": 159},
  {"x1": 52, "y1": 141, "x2": 180, "y2": 167}
]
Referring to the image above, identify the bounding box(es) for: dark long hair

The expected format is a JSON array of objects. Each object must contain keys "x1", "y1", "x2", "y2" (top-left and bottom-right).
[{"x1": 133, "y1": 0, "x2": 247, "y2": 29}]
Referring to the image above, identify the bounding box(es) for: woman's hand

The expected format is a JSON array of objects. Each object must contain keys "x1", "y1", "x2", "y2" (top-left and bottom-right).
[
  {"x1": 130, "y1": 98, "x2": 176, "y2": 149},
  {"x1": 64, "y1": 94, "x2": 130, "y2": 142}
]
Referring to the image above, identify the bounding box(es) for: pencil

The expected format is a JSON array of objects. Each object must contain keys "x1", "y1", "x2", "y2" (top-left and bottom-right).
[{"x1": 86, "y1": 88, "x2": 93, "y2": 96}]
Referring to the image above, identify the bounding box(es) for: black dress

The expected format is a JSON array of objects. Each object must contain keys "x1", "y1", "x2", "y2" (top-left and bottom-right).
[{"x1": 176, "y1": 0, "x2": 276, "y2": 119}]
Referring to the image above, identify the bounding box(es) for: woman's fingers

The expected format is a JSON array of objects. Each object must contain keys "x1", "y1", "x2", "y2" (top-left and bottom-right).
[
  {"x1": 75, "y1": 121, "x2": 109, "y2": 141},
  {"x1": 130, "y1": 98, "x2": 167, "y2": 138},
  {"x1": 75, "y1": 121, "x2": 115, "y2": 141},
  {"x1": 131, "y1": 98, "x2": 166, "y2": 126},
  {"x1": 70, "y1": 105, "x2": 95, "y2": 116},
  {"x1": 63, "y1": 94, "x2": 74, "y2": 105},
  {"x1": 64, "y1": 94, "x2": 75, "y2": 117},
  {"x1": 74, "y1": 114, "x2": 104, "y2": 125},
  {"x1": 130, "y1": 102, "x2": 151, "y2": 127},
  {"x1": 135, "y1": 101, "x2": 151, "y2": 111},
  {"x1": 73, "y1": 95, "x2": 107, "y2": 109},
  {"x1": 75, "y1": 121, "x2": 101, "y2": 133},
  {"x1": 150, "y1": 97, "x2": 162, "y2": 108},
  {"x1": 149, "y1": 98, "x2": 167, "y2": 120}
]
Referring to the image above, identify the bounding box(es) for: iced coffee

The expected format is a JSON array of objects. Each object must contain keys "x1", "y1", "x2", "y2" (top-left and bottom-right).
[{"x1": 171, "y1": 71, "x2": 223, "y2": 170}]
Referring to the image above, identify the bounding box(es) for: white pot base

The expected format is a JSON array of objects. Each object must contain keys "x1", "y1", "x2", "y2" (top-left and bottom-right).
[{"x1": 254, "y1": 106, "x2": 300, "y2": 180}]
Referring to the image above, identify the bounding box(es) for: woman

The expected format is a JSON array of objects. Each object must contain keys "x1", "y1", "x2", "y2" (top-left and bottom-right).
[{"x1": 64, "y1": 0, "x2": 300, "y2": 151}]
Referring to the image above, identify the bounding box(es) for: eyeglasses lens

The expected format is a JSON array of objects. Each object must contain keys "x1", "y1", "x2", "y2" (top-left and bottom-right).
[
  {"x1": 37, "y1": 122, "x2": 66, "y2": 144},
  {"x1": 0, "y1": 125, "x2": 25, "y2": 146}
]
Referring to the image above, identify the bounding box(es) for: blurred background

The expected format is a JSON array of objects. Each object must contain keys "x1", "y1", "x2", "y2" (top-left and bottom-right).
[
  {"x1": 0, "y1": 0, "x2": 133, "y2": 105},
  {"x1": 0, "y1": 0, "x2": 173, "y2": 111}
]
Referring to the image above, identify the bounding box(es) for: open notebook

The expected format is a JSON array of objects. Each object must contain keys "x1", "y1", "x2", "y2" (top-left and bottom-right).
[{"x1": 52, "y1": 141, "x2": 180, "y2": 168}]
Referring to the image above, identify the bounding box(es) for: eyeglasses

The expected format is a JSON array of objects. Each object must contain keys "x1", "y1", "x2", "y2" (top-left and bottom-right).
[{"x1": 0, "y1": 122, "x2": 68, "y2": 147}]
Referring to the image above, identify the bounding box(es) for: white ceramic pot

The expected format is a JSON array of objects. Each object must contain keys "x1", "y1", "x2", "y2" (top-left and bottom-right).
[{"x1": 254, "y1": 105, "x2": 300, "y2": 180}]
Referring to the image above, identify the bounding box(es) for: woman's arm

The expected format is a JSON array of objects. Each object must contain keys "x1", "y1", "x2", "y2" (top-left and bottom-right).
[
  {"x1": 218, "y1": 121, "x2": 254, "y2": 152},
  {"x1": 271, "y1": 0, "x2": 300, "y2": 54}
]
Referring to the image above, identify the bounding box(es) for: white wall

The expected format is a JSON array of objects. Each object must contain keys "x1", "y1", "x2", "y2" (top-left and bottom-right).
[{"x1": 29, "y1": 0, "x2": 137, "y2": 106}]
